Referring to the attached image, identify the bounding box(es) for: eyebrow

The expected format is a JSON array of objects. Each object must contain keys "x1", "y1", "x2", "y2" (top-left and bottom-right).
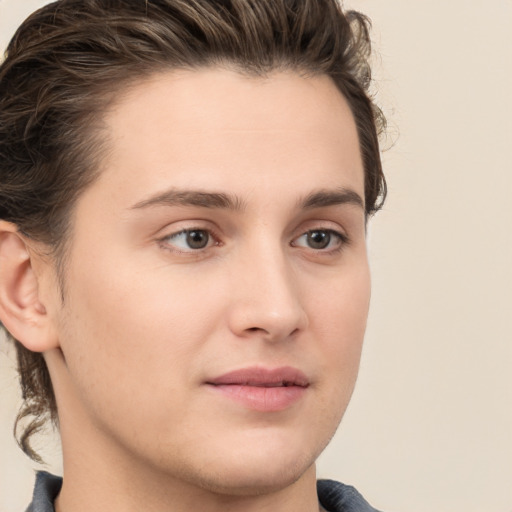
[
  {"x1": 129, "y1": 186, "x2": 364, "y2": 212},
  {"x1": 299, "y1": 188, "x2": 365, "y2": 211},
  {"x1": 130, "y1": 189, "x2": 246, "y2": 211}
]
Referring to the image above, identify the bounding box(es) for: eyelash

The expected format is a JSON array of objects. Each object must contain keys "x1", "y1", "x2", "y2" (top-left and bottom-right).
[
  {"x1": 158, "y1": 227, "x2": 349, "y2": 255},
  {"x1": 291, "y1": 229, "x2": 349, "y2": 253},
  {"x1": 158, "y1": 228, "x2": 222, "y2": 254}
]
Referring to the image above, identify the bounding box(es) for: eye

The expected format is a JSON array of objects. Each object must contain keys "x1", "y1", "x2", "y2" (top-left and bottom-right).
[
  {"x1": 292, "y1": 229, "x2": 347, "y2": 251},
  {"x1": 160, "y1": 229, "x2": 216, "y2": 252}
]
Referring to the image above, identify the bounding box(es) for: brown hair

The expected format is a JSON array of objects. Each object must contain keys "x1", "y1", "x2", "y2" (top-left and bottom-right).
[{"x1": 0, "y1": 0, "x2": 386, "y2": 461}]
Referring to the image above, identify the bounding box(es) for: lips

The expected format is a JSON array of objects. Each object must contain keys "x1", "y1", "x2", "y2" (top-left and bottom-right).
[{"x1": 206, "y1": 366, "x2": 309, "y2": 412}]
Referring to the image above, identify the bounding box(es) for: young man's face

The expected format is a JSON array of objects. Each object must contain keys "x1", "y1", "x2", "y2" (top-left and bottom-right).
[{"x1": 45, "y1": 69, "x2": 370, "y2": 494}]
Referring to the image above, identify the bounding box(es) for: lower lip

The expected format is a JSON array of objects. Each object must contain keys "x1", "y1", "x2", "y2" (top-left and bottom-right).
[{"x1": 207, "y1": 384, "x2": 307, "y2": 412}]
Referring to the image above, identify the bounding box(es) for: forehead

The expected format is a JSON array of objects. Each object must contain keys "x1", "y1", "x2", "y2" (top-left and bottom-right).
[{"x1": 87, "y1": 68, "x2": 364, "y2": 209}]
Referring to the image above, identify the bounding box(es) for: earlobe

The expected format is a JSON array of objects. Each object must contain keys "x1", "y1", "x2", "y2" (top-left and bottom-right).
[{"x1": 0, "y1": 221, "x2": 59, "y2": 352}]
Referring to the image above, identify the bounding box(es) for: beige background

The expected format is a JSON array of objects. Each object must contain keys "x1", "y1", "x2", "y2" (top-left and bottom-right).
[{"x1": 1, "y1": 0, "x2": 511, "y2": 511}]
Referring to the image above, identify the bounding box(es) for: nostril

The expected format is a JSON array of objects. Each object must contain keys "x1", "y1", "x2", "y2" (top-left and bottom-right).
[{"x1": 245, "y1": 326, "x2": 272, "y2": 334}]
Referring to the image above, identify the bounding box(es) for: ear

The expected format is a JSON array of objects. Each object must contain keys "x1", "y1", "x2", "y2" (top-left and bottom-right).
[{"x1": 0, "y1": 221, "x2": 59, "y2": 352}]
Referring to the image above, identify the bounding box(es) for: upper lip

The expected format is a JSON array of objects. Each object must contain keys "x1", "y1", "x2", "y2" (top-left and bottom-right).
[{"x1": 206, "y1": 366, "x2": 309, "y2": 388}]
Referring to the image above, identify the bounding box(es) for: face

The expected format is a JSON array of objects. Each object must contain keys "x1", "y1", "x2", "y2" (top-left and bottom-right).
[{"x1": 48, "y1": 69, "x2": 370, "y2": 495}]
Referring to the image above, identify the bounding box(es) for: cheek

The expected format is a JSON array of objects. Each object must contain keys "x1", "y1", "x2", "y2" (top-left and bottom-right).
[
  {"x1": 57, "y1": 258, "x2": 221, "y2": 426},
  {"x1": 314, "y1": 260, "x2": 371, "y2": 344},
  {"x1": 310, "y1": 262, "x2": 371, "y2": 400}
]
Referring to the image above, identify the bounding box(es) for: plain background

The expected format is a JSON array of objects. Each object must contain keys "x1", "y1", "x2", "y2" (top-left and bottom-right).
[{"x1": 1, "y1": 1, "x2": 511, "y2": 511}]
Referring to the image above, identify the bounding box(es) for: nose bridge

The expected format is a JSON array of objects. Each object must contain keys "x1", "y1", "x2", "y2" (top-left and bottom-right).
[{"x1": 227, "y1": 231, "x2": 308, "y2": 340}]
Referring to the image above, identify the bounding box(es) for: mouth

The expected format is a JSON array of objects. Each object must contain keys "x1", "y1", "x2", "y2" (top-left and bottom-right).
[
  {"x1": 205, "y1": 366, "x2": 309, "y2": 412},
  {"x1": 230, "y1": 381, "x2": 300, "y2": 387}
]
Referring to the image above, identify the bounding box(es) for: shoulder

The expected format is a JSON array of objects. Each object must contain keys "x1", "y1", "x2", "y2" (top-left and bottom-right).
[
  {"x1": 25, "y1": 472, "x2": 62, "y2": 512},
  {"x1": 317, "y1": 479, "x2": 383, "y2": 512}
]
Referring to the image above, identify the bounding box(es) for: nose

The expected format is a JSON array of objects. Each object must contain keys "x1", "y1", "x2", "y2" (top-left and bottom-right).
[{"x1": 226, "y1": 243, "x2": 308, "y2": 342}]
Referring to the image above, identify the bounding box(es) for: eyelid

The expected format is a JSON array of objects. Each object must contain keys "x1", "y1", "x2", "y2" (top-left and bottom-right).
[
  {"x1": 155, "y1": 220, "x2": 350, "y2": 256},
  {"x1": 293, "y1": 229, "x2": 347, "y2": 245},
  {"x1": 157, "y1": 225, "x2": 222, "y2": 254},
  {"x1": 290, "y1": 224, "x2": 350, "y2": 254}
]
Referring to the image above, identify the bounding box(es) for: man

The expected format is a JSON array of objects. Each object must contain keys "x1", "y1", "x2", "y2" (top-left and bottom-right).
[{"x1": 0, "y1": 1, "x2": 386, "y2": 511}]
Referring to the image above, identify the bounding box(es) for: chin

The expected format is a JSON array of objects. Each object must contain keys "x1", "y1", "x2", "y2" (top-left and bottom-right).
[
  {"x1": 192, "y1": 456, "x2": 315, "y2": 497},
  {"x1": 174, "y1": 431, "x2": 323, "y2": 497}
]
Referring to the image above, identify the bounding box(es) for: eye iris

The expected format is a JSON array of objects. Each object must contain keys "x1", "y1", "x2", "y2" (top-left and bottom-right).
[
  {"x1": 307, "y1": 230, "x2": 330, "y2": 249},
  {"x1": 186, "y1": 230, "x2": 209, "y2": 249}
]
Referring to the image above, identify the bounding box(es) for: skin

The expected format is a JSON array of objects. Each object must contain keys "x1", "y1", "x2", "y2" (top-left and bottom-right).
[{"x1": 1, "y1": 68, "x2": 370, "y2": 512}]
